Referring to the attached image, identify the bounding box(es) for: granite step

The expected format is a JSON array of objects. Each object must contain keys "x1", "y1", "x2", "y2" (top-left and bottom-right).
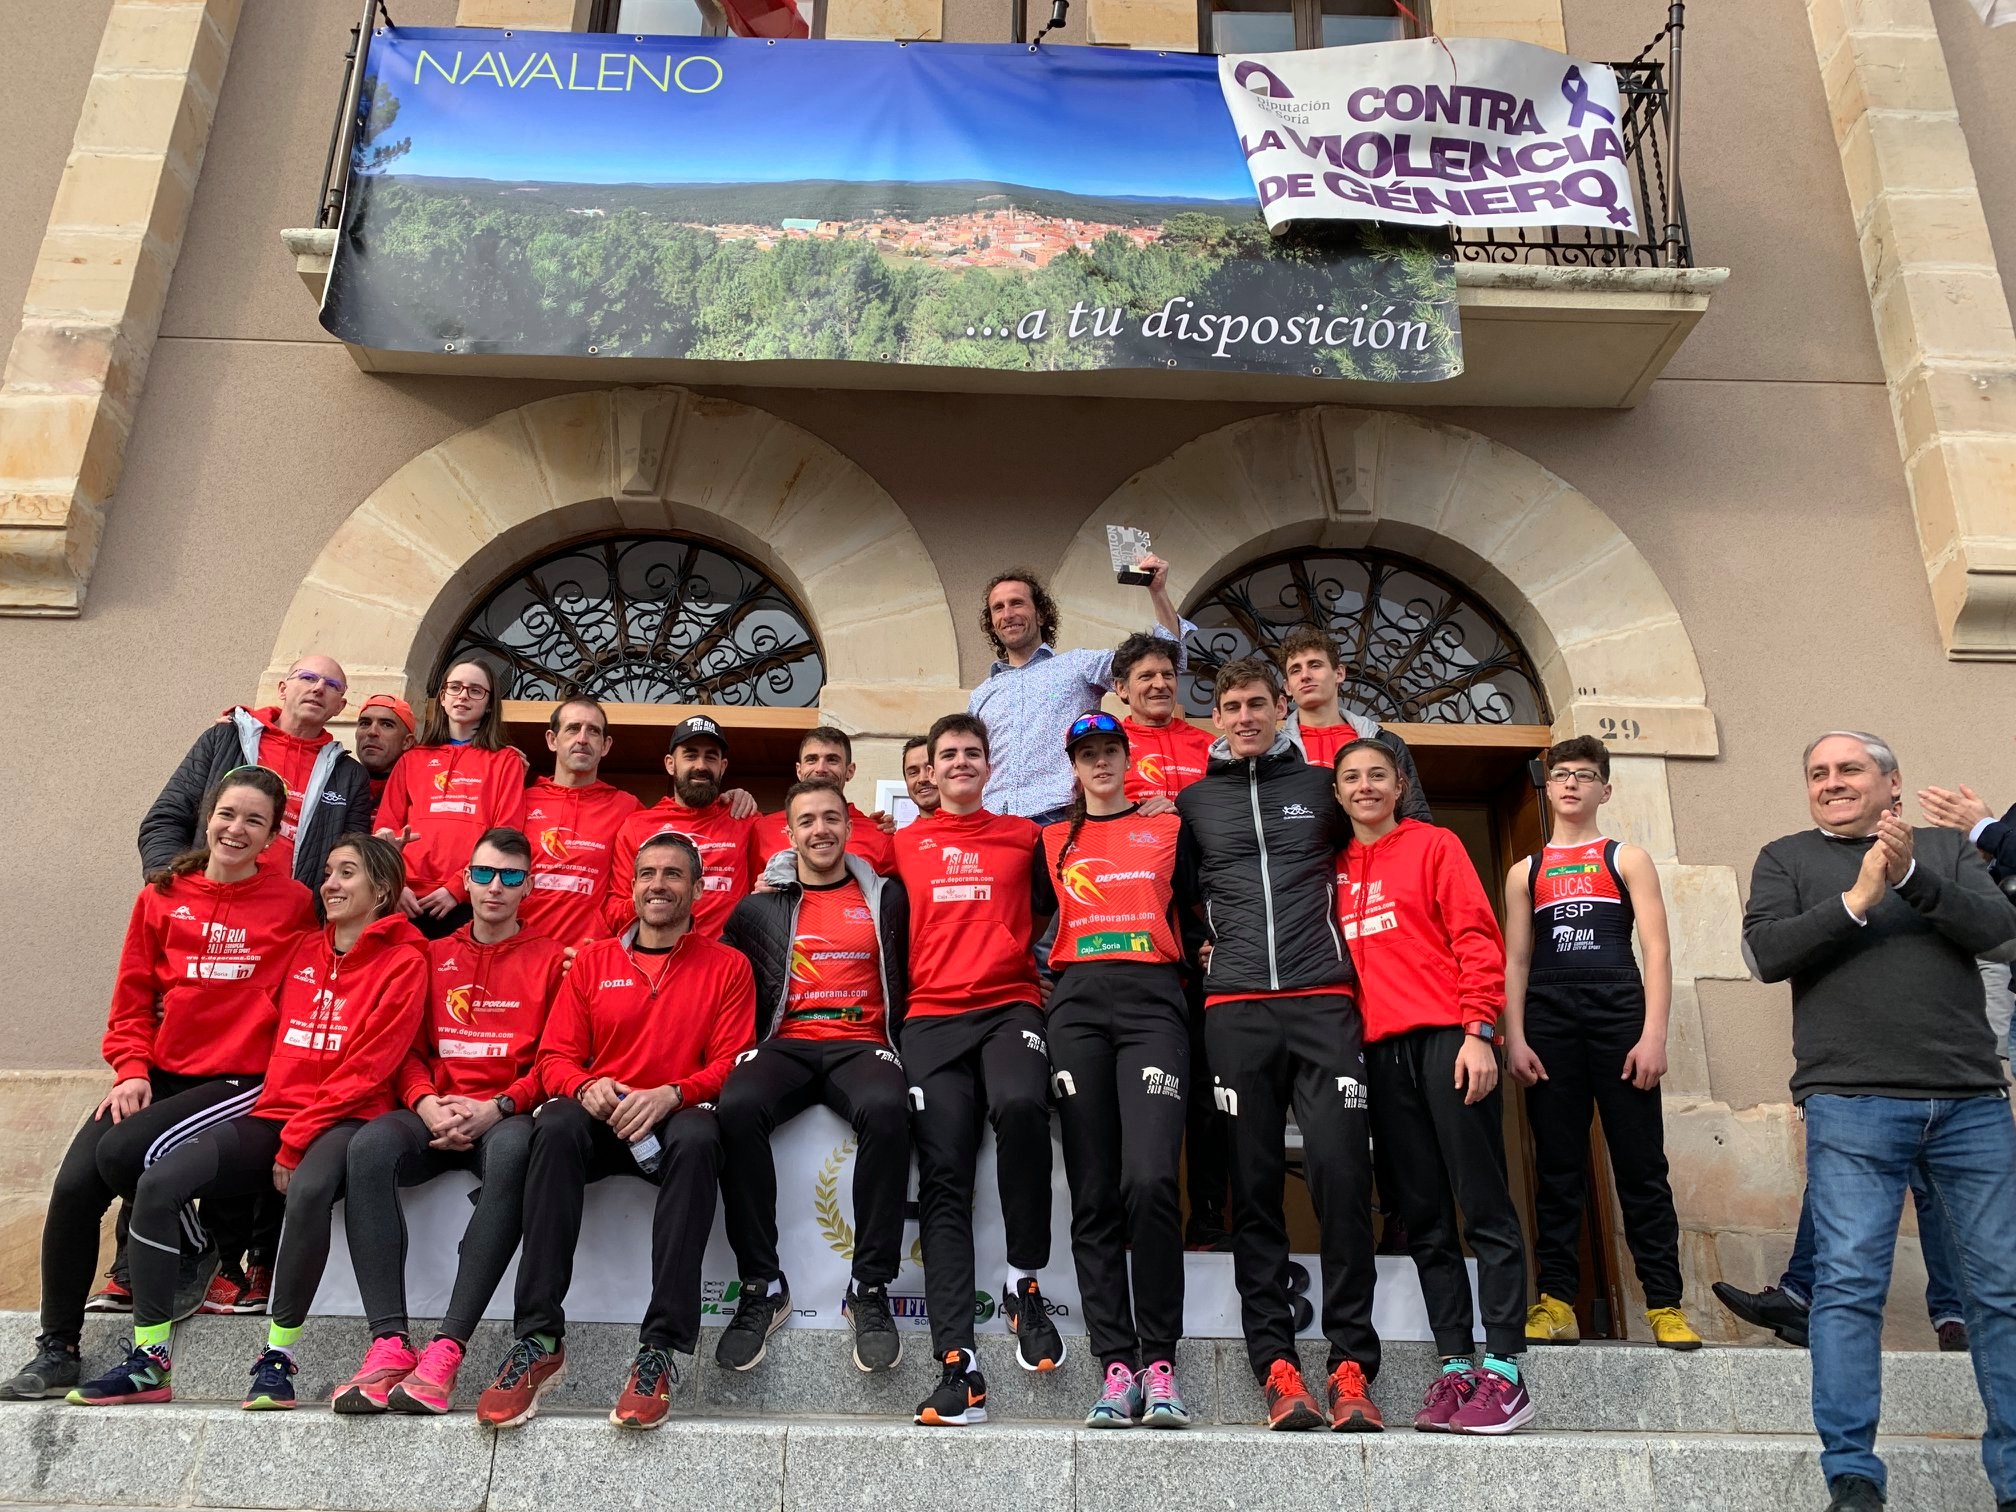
[{"x1": 6, "y1": 1311, "x2": 1988, "y2": 1440}]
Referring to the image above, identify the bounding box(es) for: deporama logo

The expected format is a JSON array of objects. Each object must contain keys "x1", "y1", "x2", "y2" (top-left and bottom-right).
[
  {"x1": 1213, "y1": 1078, "x2": 1239, "y2": 1116},
  {"x1": 1134, "y1": 753, "x2": 1166, "y2": 785},
  {"x1": 1051, "y1": 1069, "x2": 1077, "y2": 1098},
  {"x1": 1060, "y1": 858, "x2": 1107, "y2": 905},
  {"x1": 445, "y1": 985, "x2": 477, "y2": 1027},
  {"x1": 1281, "y1": 803, "x2": 1317, "y2": 820},
  {"x1": 538, "y1": 826, "x2": 580, "y2": 862},
  {"x1": 1141, "y1": 1066, "x2": 1181, "y2": 1099},
  {"x1": 431, "y1": 770, "x2": 479, "y2": 793},
  {"x1": 1335, "y1": 1075, "x2": 1367, "y2": 1108},
  {"x1": 789, "y1": 935, "x2": 826, "y2": 984}
]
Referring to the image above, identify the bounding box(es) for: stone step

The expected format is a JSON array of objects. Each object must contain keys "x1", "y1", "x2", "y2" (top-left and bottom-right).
[
  {"x1": 14, "y1": 1311, "x2": 1987, "y2": 1440},
  {"x1": 0, "y1": 1401, "x2": 1990, "y2": 1512}
]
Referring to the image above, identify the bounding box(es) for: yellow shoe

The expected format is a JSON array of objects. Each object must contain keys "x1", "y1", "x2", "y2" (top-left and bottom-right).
[
  {"x1": 1525, "y1": 1294, "x2": 1579, "y2": 1345},
  {"x1": 1646, "y1": 1306, "x2": 1703, "y2": 1351}
]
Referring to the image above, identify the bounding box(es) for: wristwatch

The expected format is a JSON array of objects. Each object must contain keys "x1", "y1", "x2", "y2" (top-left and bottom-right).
[
  {"x1": 1464, "y1": 1020, "x2": 1498, "y2": 1043},
  {"x1": 494, "y1": 1094, "x2": 518, "y2": 1117}
]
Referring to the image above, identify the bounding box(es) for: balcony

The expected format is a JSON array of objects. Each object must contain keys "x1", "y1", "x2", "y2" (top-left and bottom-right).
[{"x1": 281, "y1": 9, "x2": 1723, "y2": 410}]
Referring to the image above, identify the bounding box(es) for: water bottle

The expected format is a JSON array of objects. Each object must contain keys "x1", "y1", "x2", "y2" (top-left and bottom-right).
[{"x1": 619, "y1": 1093, "x2": 663, "y2": 1174}]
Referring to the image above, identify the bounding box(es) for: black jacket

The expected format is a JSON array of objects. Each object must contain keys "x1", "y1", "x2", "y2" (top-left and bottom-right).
[
  {"x1": 1284, "y1": 709, "x2": 1433, "y2": 824},
  {"x1": 720, "y1": 850, "x2": 910, "y2": 1046},
  {"x1": 1176, "y1": 731, "x2": 1355, "y2": 997},
  {"x1": 1977, "y1": 804, "x2": 2016, "y2": 883},
  {"x1": 138, "y1": 710, "x2": 374, "y2": 891}
]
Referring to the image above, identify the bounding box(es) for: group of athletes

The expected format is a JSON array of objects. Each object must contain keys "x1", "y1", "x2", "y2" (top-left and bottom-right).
[{"x1": 0, "y1": 555, "x2": 1702, "y2": 1439}]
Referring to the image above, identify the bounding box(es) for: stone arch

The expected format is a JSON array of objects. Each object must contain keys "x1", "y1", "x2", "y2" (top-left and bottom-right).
[
  {"x1": 261, "y1": 387, "x2": 961, "y2": 745},
  {"x1": 1051, "y1": 408, "x2": 1717, "y2": 758}
]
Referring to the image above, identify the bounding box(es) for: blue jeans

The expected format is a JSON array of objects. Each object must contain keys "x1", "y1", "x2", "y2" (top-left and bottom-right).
[
  {"x1": 1781, "y1": 1168, "x2": 1966, "y2": 1326},
  {"x1": 1805, "y1": 1091, "x2": 2016, "y2": 1500}
]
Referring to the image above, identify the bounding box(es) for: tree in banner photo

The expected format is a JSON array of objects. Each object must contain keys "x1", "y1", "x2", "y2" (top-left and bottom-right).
[{"x1": 319, "y1": 31, "x2": 1462, "y2": 382}]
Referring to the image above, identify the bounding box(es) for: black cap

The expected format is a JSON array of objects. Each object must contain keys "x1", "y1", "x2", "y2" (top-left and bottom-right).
[{"x1": 667, "y1": 714, "x2": 730, "y2": 754}]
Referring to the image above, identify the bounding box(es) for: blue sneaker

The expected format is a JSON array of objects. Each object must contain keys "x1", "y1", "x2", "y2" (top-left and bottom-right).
[
  {"x1": 1084, "y1": 1361, "x2": 1141, "y2": 1428},
  {"x1": 1140, "y1": 1359, "x2": 1190, "y2": 1427},
  {"x1": 67, "y1": 1342, "x2": 171, "y2": 1405},
  {"x1": 242, "y1": 1347, "x2": 298, "y2": 1410}
]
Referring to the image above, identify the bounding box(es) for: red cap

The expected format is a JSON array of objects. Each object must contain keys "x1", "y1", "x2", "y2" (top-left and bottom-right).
[{"x1": 358, "y1": 693, "x2": 416, "y2": 734}]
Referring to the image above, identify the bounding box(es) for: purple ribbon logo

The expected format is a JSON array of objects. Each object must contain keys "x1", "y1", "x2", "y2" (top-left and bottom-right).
[
  {"x1": 1560, "y1": 65, "x2": 1615, "y2": 127},
  {"x1": 1233, "y1": 61, "x2": 1294, "y2": 100}
]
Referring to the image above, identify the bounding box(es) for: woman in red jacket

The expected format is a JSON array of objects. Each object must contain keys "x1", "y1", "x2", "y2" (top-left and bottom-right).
[
  {"x1": 66, "y1": 835, "x2": 428, "y2": 1411},
  {"x1": 1333, "y1": 738, "x2": 1532, "y2": 1437},
  {"x1": 375, "y1": 658, "x2": 528, "y2": 940},
  {"x1": 0, "y1": 768, "x2": 314, "y2": 1403}
]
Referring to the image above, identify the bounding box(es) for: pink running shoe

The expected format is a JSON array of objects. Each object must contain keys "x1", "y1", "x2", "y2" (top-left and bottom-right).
[
  {"x1": 1445, "y1": 1367, "x2": 1535, "y2": 1436},
  {"x1": 387, "y1": 1336, "x2": 464, "y2": 1416},
  {"x1": 1413, "y1": 1368, "x2": 1477, "y2": 1432},
  {"x1": 331, "y1": 1335, "x2": 418, "y2": 1414}
]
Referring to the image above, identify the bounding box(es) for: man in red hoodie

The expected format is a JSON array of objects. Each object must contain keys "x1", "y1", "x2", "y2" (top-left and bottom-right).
[
  {"x1": 353, "y1": 695, "x2": 416, "y2": 810},
  {"x1": 521, "y1": 697, "x2": 642, "y2": 948},
  {"x1": 478, "y1": 831, "x2": 755, "y2": 1433},
  {"x1": 756, "y1": 726, "x2": 896, "y2": 875},
  {"x1": 606, "y1": 716, "x2": 765, "y2": 941}
]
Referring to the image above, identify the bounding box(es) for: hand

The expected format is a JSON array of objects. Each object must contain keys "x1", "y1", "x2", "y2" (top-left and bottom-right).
[
  {"x1": 415, "y1": 1094, "x2": 459, "y2": 1141},
  {"x1": 753, "y1": 875, "x2": 779, "y2": 895},
  {"x1": 1621, "y1": 1035, "x2": 1668, "y2": 1091},
  {"x1": 272, "y1": 1163, "x2": 291, "y2": 1195},
  {"x1": 724, "y1": 788, "x2": 758, "y2": 821},
  {"x1": 870, "y1": 809, "x2": 897, "y2": 835},
  {"x1": 577, "y1": 1076, "x2": 622, "y2": 1121},
  {"x1": 1843, "y1": 837, "x2": 1890, "y2": 919},
  {"x1": 96, "y1": 1077, "x2": 153, "y2": 1124},
  {"x1": 610, "y1": 1083, "x2": 679, "y2": 1141},
  {"x1": 1137, "y1": 551, "x2": 1169, "y2": 593},
  {"x1": 1454, "y1": 1035, "x2": 1499, "y2": 1105},
  {"x1": 561, "y1": 943, "x2": 579, "y2": 973},
  {"x1": 1196, "y1": 941, "x2": 1213, "y2": 971},
  {"x1": 1505, "y1": 1039, "x2": 1547, "y2": 1087},
  {"x1": 375, "y1": 825, "x2": 420, "y2": 849},
  {"x1": 446, "y1": 1093, "x2": 503, "y2": 1140},
  {"x1": 1919, "y1": 785, "x2": 1993, "y2": 831},
  {"x1": 1876, "y1": 811, "x2": 1914, "y2": 886},
  {"x1": 1038, "y1": 975, "x2": 1055, "y2": 1008},
  {"x1": 1137, "y1": 794, "x2": 1176, "y2": 818},
  {"x1": 398, "y1": 887, "x2": 423, "y2": 916},
  {"x1": 417, "y1": 887, "x2": 458, "y2": 918}
]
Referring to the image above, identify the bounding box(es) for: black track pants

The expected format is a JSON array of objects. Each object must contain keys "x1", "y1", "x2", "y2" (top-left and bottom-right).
[
  {"x1": 127, "y1": 1113, "x2": 284, "y2": 1329},
  {"x1": 1523, "y1": 976, "x2": 1684, "y2": 1308},
  {"x1": 1206, "y1": 992, "x2": 1378, "y2": 1384},
  {"x1": 1367, "y1": 1026, "x2": 1528, "y2": 1358},
  {"x1": 1048, "y1": 963, "x2": 1189, "y2": 1368},
  {"x1": 512, "y1": 1096, "x2": 722, "y2": 1353},
  {"x1": 1182, "y1": 969, "x2": 1230, "y2": 1222},
  {"x1": 901, "y1": 1002, "x2": 1053, "y2": 1357},
  {"x1": 268, "y1": 1121, "x2": 365, "y2": 1330},
  {"x1": 715, "y1": 1037, "x2": 912, "y2": 1291}
]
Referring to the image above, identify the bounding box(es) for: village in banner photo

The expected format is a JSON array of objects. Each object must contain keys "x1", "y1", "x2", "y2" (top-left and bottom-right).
[{"x1": 321, "y1": 30, "x2": 1462, "y2": 381}]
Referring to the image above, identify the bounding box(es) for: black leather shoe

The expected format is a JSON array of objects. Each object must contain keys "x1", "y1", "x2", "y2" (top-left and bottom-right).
[
  {"x1": 1823, "y1": 1473, "x2": 1883, "y2": 1510},
  {"x1": 1712, "y1": 1280, "x2": 1809, "y2": 1348}
]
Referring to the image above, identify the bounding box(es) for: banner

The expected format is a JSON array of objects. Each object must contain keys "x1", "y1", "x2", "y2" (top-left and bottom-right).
[
  {"x1": 320, "y1": 29, "x2": 1461, "y2": 383},
  {"x1": 1220, "y1": 36, "x2": 1638, "y2": 234}
]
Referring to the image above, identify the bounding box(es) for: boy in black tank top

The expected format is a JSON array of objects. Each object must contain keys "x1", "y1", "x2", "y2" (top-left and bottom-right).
[{"x1": 1502, "y1": 737, "x2": 1701, "y2": 1350}]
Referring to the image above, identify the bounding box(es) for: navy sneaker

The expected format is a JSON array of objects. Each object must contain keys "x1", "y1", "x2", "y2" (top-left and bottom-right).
[
  {"x1": 242, "y1": 1347, "x2": 298, "y2": 1410},
  {"x1": 67, "y1": 1343, "x2": 171, "y2": 1406}
]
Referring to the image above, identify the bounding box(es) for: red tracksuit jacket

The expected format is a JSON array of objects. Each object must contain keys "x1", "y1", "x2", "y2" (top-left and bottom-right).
[
  {"x1": 103, "y1": 870, "x2": 319, "y2": 1082},
  {"x1": 397, "y1": 924, "x2": 569, "y2": 1112},
  {"x1": 376, "y1": 743, "x2": 530, "y2": 902},
  {"x1": 604, "y1": 797, "x2": 764, "y2": 940},
  {"x1": 893, "y1": 806, "x2": 1043, "y2": 1017},
  {"x1": 1121, "y1": 717, "x2": 1214, "y2": 804},
  {"x1": 536, "y1": 930, "x2": 755, "y2": 1106},
  {"x1": 520, "y1": 778, "x2": 643, "y2": 947},
  {"x1": 758, "y1": 803, "x2": 896, "y2": 876},
  {"x1": 1335, "y1": 819, "x2": 1506, "y2": 1043},
  {"x1": 253, "y1": 913, "x2": 430, "y2": 1168}
]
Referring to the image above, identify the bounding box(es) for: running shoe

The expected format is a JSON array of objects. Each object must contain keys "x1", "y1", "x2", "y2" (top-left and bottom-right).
[
  {"x1": 716, "y1": 1278, "x2": 791, "y2": 1372},
  {"x1": 915, "y1": 1349, "x2": 988, "y2": 1427},
  {"x1": 1413, "y1": 1367, "x2": 1477, "y2": 1432},
  {"x1": 1710, "y1": 1282, "x2": 1807, "y2": 1347},
  {"x1": 1140, "y1": 1359, "x2": 1189, "y2": 1428},
  {"x1": 242, "y1": 1347, "x2": 297, "y2": 1410},
  {"x1": 1938, "y1": 1320, "x2": 1970, "y2": 1353},
  {"x1": 1646, "y1": 1306, "x2": 1703, "y2": 1351},
  {"x1": 1524, "y1": 1293, "x2": 1580, "y2": 1345},
  {"x1": 67, "y1": 1342, "x2": 171, "y2": 1406},
  {"x1": 1263, "y1": 1359, "x2": 1321, "y2": 1431},
  {"x1": 843, "y1": 1282, "x2": 901, "y2": 1373},
  {"x1": 84, "y1": 1273, "x2": 133, "y2": 1314},
  {"x1": 388, "y1": 1336, "x2": 464, "y2": 1415},
  {"x1": 231, "y1": 1263, "x2": 274, "y2": 1315},
  {"x1": 1446, "y1": 1366, "x2": 1534, "y2": 1435},
  {"x1": 1325, "y1": 1360, "x2": 1383, "y2": 1432},
  {"x1": 332, "y1": 1334, "x2": 418, "y2": 1414},
  {"x1": 1823, "y1": 1474, "x2": 1884, "y2": 1512},
  {"x1": 171, "y1": 1244, "x2": 220, "y2": 1324},
  {"x1": 610, "y1": 1346, "x2": 677, "y2": 1430},
  {"x1": 1183, "y1": 1204, "x2": 1229, "y2": 1252},
  {"x1": 198, "y1": 1265, "x2": 247, "y2": 1316},
  {"x1": 0, "y1": 1336, "x2": 81, "y2": 1399},
  {"x1": 1002, "y1": 1278, "x2": 1066, "y2": 1371},
  {"x1": 1085, "y1": 1361, "x2": 1141, "y2": 1428},
  {"x1": 476, "y1": 1336, "x2": 566, "y2": 1430}
]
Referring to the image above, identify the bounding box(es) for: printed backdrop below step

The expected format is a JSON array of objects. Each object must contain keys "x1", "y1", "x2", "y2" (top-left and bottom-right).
[
  {"x1": 307, "y1": 1107, "x2": 1478, "y2": 1341},
  {"x1": 319, "y1": 29, "x2": 1461, "y2": 383}
]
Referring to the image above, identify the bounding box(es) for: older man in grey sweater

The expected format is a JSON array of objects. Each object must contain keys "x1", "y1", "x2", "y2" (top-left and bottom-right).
[{"x1": 1742, "y1": 730, "x2": 2016, "y2": 1512}]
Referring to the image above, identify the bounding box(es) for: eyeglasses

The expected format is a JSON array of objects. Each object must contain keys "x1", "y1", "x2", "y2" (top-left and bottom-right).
[
  {"x1": 286, "y1": 669, "x2": 347, "y2": 695},
  {"x1": 467, "y1": 866, "x2": 528, "y2": 887},
  {"x1": 441, "y1": 681, "x2": 491, "y2": 700},
  {"x1": 1547, "y1": 769, "x2": 1605, "y2": 786}
]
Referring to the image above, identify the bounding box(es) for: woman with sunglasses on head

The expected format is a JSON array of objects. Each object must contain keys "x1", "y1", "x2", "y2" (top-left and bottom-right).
[
  {"x1": 0, "y1": 769, "x2": 315, "y2": 1402},
  {"x1": 1031, "y1": 712, "x2": 1197, "y2": 1430},
  {"x1": 330, "y1": 827, "x2": 565, "y2": 1416},
  {"x1": 66, "y1": 836, "x2": 428, "y2": 1409},
  {"x1": 375, "y1": 659, "x2": 529, "y2": 941}
]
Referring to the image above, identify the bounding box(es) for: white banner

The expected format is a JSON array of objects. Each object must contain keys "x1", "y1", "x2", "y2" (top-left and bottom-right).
[
  {"x1": 312, "y1": 1107, "x2": 1474, "y2": 1343},
  {"x1": 1219, "y1": 36, "x2": 1638, "y2": 235}
]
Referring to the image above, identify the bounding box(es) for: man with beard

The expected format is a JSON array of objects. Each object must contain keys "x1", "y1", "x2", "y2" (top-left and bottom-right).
[
  {"x1": 605, "y1": 717, "x2": 765, "y2": 942},
  {"x1": 902, "y1": 736, "x2": 939, "y2": 820}
]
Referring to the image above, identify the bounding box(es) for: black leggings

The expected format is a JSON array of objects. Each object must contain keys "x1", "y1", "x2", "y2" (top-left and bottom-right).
[
  {"x1": 40, "y1": 1072, "x2": 263, "y2": 1343},
  {"x1": 343, "y1": 1109, "x2": 535, "y2": 1344}
]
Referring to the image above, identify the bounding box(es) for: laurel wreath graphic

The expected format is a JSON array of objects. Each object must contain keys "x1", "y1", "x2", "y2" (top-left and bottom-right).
[{"x1": 814, "y1": 1136, "x2": 924, "y2": 1266}]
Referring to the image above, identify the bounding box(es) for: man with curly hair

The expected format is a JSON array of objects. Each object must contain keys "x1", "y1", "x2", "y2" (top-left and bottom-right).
[{"x1": 969, "y1": 560, "x2": 1191, "y2": 822}]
